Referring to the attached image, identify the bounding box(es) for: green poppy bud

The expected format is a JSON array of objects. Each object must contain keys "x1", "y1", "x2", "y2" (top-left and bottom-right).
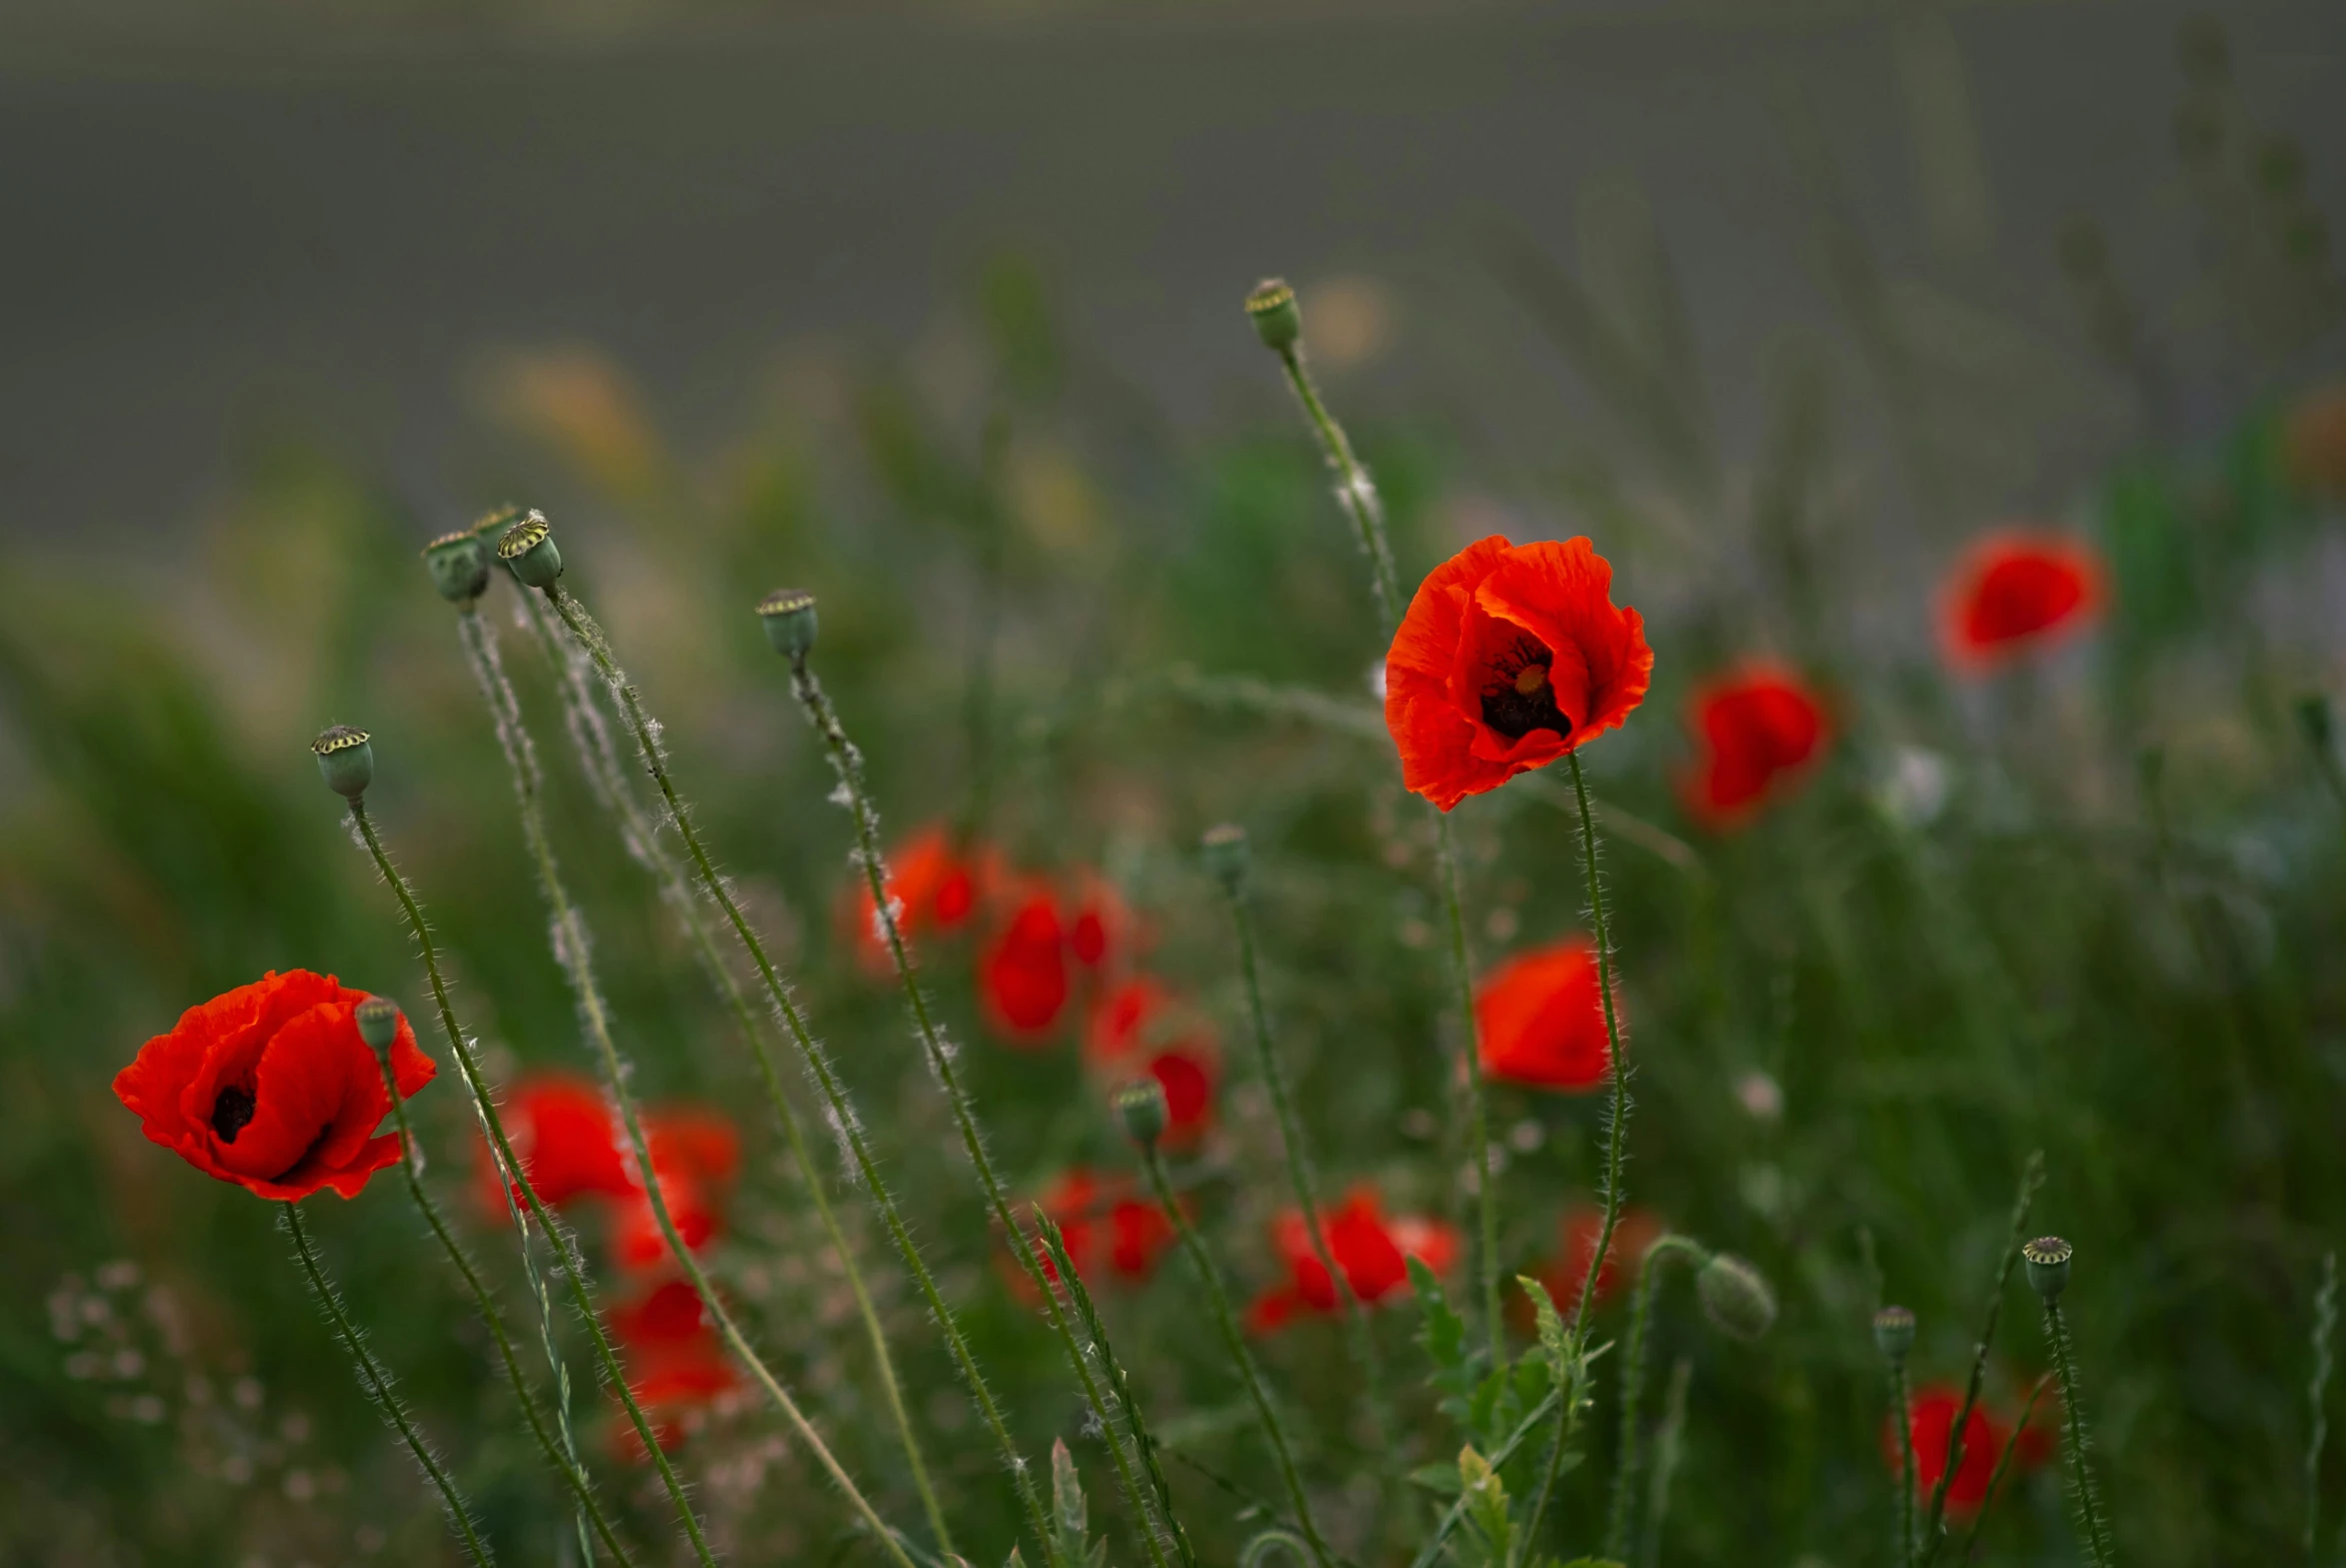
[
  {"x1": 1872, "y1": 1304, "x2": 1915, "y2": 1363},
  {"x1": 1695, "y1": 1252, "x2": 1777, "y2": 1342},
  {"x1": 496, "y1": 512, "x2": 563, "y2": 590},
  {"x1": 1244, "y1": 278, "x2": 1301, "y2": 353},
  {"x1": 1114, "y1": 1077, "x2": 1169, "y2": 1148},
  {"x1": 312, "y1": 726, "x2": 374, "y2": 799},
  {"x1": 1200, "y1": 822, "x2": 1249, "y2": 896},
  {"x1": 422, "y1": 531, "x2": 491, "y2": 604},
  {"x1": 354, "y1": 995, "x2": 401, "y2": 1052},
  {"x1": 2022, "y1": 1235, "x2": 2073, "y2": 1301},
  {"x1": 757, "y1": 588, "x2": 820, "y2": 662}
]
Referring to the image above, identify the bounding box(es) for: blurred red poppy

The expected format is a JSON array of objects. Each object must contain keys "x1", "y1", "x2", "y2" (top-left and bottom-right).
[
  {"x1": 981, "y1": 887, "x2": 1072, "y2": 1040},
  {"x1": 1087, "y1": 977, "x2": 1219, "y2": 1146},
  {"x1": 114, "y1": 970, "x2": 436, "y2": 1202},
  {"x1": 1066, "y1": 872, "x2": 1133, "y2": 971},
  {"x1": 1474, "y1": 936, "x2": 1613, "y2": 1092},
  {"x1": 613, "y1": 1107, "x2": 742, "y2": 1270},
  {"x1": 1385, "y1": 536, "x2": 1652, "y2": 810},
  {"x1": 849, "y1": 823, "x2": 988, "y2": 971},
  {"x1": 1940, "y1": 532, "x2": 2105, "y2": 671},
  {"x1": 1682, "y1": 665, "x2": 1831, "y2": 828},
  {"x1": 1249, "y1": 1187, "x2": 1459, "y2": 1332},
  {"x1": 475, "y1": 1071, "x2": 633, "y2": 1216},
  {"x1": 1012, "y1": 1167, "x2": 1175, "y2": 1299},
  {"x1": 1520, "y1": 1203, "x2": 1665, "y2": 1321},
  {"x1": 610, "y1": 1276, "x2": 737, "y2": 1459},
  {"x1": 1889, "y1": 1385, "x2": 2004, "y2": 1512}
]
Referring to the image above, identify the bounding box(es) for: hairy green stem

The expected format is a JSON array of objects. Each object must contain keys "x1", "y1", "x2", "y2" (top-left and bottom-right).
[
  {"x1": 1601, "y1": 1234, "x2": 1706, "y2": 1561},
  {"x1": 468, "y1": 602, "x2": 914, "y2": 1568},
  {"x1": 371, "y1": 1034, "x2": 636, "y2": 1565},
  {"x1": 1139, "y1": 1144, "x2": 1333, "y2": 1568},
  {"x1": 1892, "y1": 1362, "x2": 1916, "y2": 1567},
  {"x1": 347, "y1": 799, "x2": 722, "y2": 1568},
  {"x1": 784, "y1": 649, "x2": 1174, "y2": 1568},
  {"x1": 508, "y1": 597, "x2": 956, "y2": 1559},
  {"x1": 2309, "y1": 1250, "x2": 2339, "y2": 1559},
  {"x1": 1272, "y1": 344, "x2": 1402, "y2": 628},
  {"x1": 282, "y1": 1201, "x2": 494, "y2": 1567},
  {"x1": 2043, "y1": 1298, "x2": 2116, "y2": 1567},
  {"x1": 537, "y1": 586, "x2": 1062, "y2": 1566},
  {"x1": 1406, "y1": 1386, "x2": 1564, "y2": 1568},
  {"x1": 1916, "y1": 1151, "x2": 2045, "y2": 1566}
]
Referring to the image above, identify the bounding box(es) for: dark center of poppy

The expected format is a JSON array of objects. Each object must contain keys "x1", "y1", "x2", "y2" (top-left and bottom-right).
[
  {"x1": 211, "y1": 1084, "x2": 257, "y2": 1143},
  {"x1": 1479, "y1": 636, "x2": 1572, "y2": 742}
]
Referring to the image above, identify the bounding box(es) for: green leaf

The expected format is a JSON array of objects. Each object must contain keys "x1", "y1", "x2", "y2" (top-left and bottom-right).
[
  {"x1": 1411, "y1": 1254, "x2": 1474, "y2": 1400},
  {"x1": 1457, "y1": 1445, "x2": 1513, "y2": 1561},
  {"x1": 1516, "y1": 1273, "x2": 1571, "y2": 1381},
  {"x1": 1407, "y1": 1462, "x2": 1464, "y2": 1496}
]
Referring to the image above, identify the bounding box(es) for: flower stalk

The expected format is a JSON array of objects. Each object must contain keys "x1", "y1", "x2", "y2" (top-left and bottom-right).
[
  {"x1": 2025, "y1": 1237, "x2": 2114, "y2": 1567},
  {"x1": 1600, "y1": 1234, "x2": 1708, "y2": 1560}
]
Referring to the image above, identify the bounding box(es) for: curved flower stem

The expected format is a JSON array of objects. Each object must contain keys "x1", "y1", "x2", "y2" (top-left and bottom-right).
[
  {"x1": 371, "y1": 1039, "x2": 637, "y2": 1566},
  {"x1": 463, "y1": 604, "x2": 915, "y2": 1568},
  {"x1": 346, "y1": 798, "x2": 722, "y2": 1568},
  {"x1": 1220, "y1": 883, "x2": 1397, "y2": 1510},
  {"x1": 1138, "y1": 1144, "x2": 1335, "y2": 1568},
  {"x1": 783, "y1": 647, "x2": 1176, "y2": 1568},
  {"x1": 281, "y1": 1200, "x2": 494, "y2": 1568},
  {"x1": 507, "y1": 598, "x2": 955, "y2": 1560},
  {"x1": 1566, "y1": 751, "x2": 1633, "y2": 1351},
  {"x1": 2043, "y1": 1299, "x2": 2117, "y2": 1567},
  {"x1": 1271, "y1": 343, "x2": 1402, "y2": 628},
  {"x1": 1598, "y1": 1234, "x2": 1707, "y2": 1562},
  {"x1": 535, "y1": 586, "x2": 1063, "y2": 1568}
]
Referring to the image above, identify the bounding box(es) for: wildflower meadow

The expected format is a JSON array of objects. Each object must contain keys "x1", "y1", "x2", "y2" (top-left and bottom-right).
[{"x1": 3, "y1": 12, "x2": 2344, "y2": 1566}]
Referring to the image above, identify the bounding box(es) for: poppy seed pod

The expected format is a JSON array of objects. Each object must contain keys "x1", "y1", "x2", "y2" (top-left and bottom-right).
[
  {"x1": 1114, "y1": 1077, "x2": 1169, "y2": 1148},
  {"x1": 1872, "y1": 1304, "x2": 1916, "y2": 1362},
  {"x1": 496, "y1": 513, "x2": 563, "y2": 590},
  {"x1": 312, "y1": 726, "x2": 374, "y2": 799},
  {"x1": 422, "y1": 531, "x2": 491, "y2": 604},
  {"x1": 1244, "y1": 279, "x2": 1301, "y2": 353},
  {"x1": 1695, "y1": 1252, "x2": 1777, "y2": 1342},
  {"x1": 2022, "y1": 1235, "x2": 2073, "y2": 1301},
  {"x1": 757, "y1": 589, "x2": 819, "y2": 661},
  {"x1": 1200, "y1": 822, "x2": 1248, "y2": 895},
  {"x1": 354, "y1": 995, "x2": 401, "y2": 1052}
]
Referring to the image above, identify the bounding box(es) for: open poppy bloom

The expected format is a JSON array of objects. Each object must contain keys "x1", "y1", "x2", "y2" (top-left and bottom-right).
[
  {"x1": 1519, "y1": 1203, "x2": 1665, "y2": 1322},
  {"x1": 475, "y1": 1071, "x2": 633, "y2": 1216},
  {"x1": 1474, "y1": 936, "x2": 1613, "y2": 1091},
  {"x1": 849, "y1": 823, "x2": 987, "y2": 971},
  {"x1": 1248, "y1": 1187, "x2": 1459, "y2": 1332},
  {"x1": 1940, "y1": 531, "x2": 2105, "y2": 671},
  {"x1": 981, "y1": 886, "x2": 1072, "y2": 1040},
  {"x1": 1086, "y1": 977, "x2": 1219, "y2": 1146},
  {"x1": 1385, "y1": 536, "x2": 1652, "y2": 809},
  {"x1": 609, "y1": 1276, "x2": 738, "y2": 1459},
  {"x1": 613, "y1": 1106, "x2": 742, "y2": 1270},
  {"x1": 114, "y1": 970, "x2": 436, "y2": 1202},
  {"x1": 1682, "y1": 665, "x2": 1831, "y2": 828},
  {"x1": 1010, "y1": 1167, "x2": 1175, "y2": 1300}
]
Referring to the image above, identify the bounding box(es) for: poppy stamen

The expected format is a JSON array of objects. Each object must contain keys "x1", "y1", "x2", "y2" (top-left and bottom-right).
[
  {"x1": 211, "y1": 1084, "x2": 257, "y2": 1143},
  {"x1": 1481, "y1": 637, "x2": 1571, "y2": 742}
]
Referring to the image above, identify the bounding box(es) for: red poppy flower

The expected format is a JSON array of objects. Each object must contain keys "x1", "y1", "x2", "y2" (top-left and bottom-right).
[
  {"x1": 849, "y1": 824, "x2": 988, "y2": 971},
  {"x1": 475, "y1": 1071, "x2": 633, "y2": 1216},
  {"x1": 1474, "y1": 936, "x2": 1613, "y2": 1092},
  {"x1": 1682, "y1": 665, "x2": 1831, "y2": 828},
  {"x1": 1248, "y1": 1187, "x2": 1459, "y2": 1332},
  {"x1": 1520, "y1": 1203, "x2": 1665, "y2": 1322},
  {"x1": 1066, "y1": 872, "x2": 1134, "y2": 971},
  {"x1": 1086, "y1": 977, "x2": 1219, "y2": 1146},
  {"x1": 610, "y1": 1276, "x2": 737, "y2": 1459},
  {"x1": 1940, "y1": 531, "x2": 2105, "y2": 671},
  {"x1": 613, "y1": 1107, "x2": 742, "y2": 1270},
  {"x1": 1888, "y1": 1385, "x2": 2004, "y2": 1512},
  {"x1": 1012, "y1": 1168, "x2": 1176, "y2": 1299},
  {"x1": 1385, "y1": 536, "x2": 1652, "y2": 810},
  {"x1": 113, "y1": 970, "x2": 436, "y2": 1202},
  {"x1": 981, "y1": 887, "x2": 1071, "y2": 1040}
]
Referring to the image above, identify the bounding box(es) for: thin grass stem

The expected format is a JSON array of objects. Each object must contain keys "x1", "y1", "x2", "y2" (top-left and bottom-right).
[
  {"x1": 1138, "y1": 1143, "x2": 1334, "y2": 1568},
  {"x1": 1600, "y1": 1234, "x2": 1706, "y2": 1561},
  {"x1": 346, "y1": 798, "x2": 722, "y2": 1568},
  {"x1": 1636, "y1": 1355, "x2": 1693, "y2": 1568},
  {"x1": 1272, "y1": 344, "x2": 1402, "y2": 628},
  {"x1": 2310, "y1": 1250, "x2": 2339, "y2": 1559},
  {"x1": 535, "y1": 583, "x2": 1064, "y2": 1566},
  {"x1": 1957, "y1": 1371, "x2": 2051, "y2": 1560},
  {"x1": 281, "y1": 1200, "x2": 494, "y2": 1567},
  {"x1": 461, "y1": 603, "x2": 915, "y2": 1568},
  {"x1": 1894, "y1": 1362, "x2": 1917, "y2": 1567}
]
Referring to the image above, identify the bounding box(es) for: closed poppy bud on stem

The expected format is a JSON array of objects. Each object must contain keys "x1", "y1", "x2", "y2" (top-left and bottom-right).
[
  {"x1": 312, "y1": 726, "x2": 374, "y2": 799},
  {"x1": 1873, "y1": 1304, "x2": 1916, "y2": 1362},
  {"x1": 496, "y1": 512, "x2": 563, "y2": 591},
  {"x1": 422, "y1": 531, "x2": 491, "y2": 604},
  {"x1": 1244, "y1": 279, "x2": 1301, "y2": 354},
  {"x1": 1695, "y1": 1253, "x2": 1776, "y2": 1342},
  {"x1": 1200, "y1": 822, "x2": 1248, "y2": 896},
  {"x1": 2023, "y1": 1236, "x2": 2073, "y2": 1301},
  {"x1": 757, "y1": 589, "x2": 819, "y2": 663},
  {"x1": 1115, "y1": 1077, "x2": 1169, "y2": 1149},
  {"x1": 354, "y1": 995, "x2": 401, "y2": 1053}
]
